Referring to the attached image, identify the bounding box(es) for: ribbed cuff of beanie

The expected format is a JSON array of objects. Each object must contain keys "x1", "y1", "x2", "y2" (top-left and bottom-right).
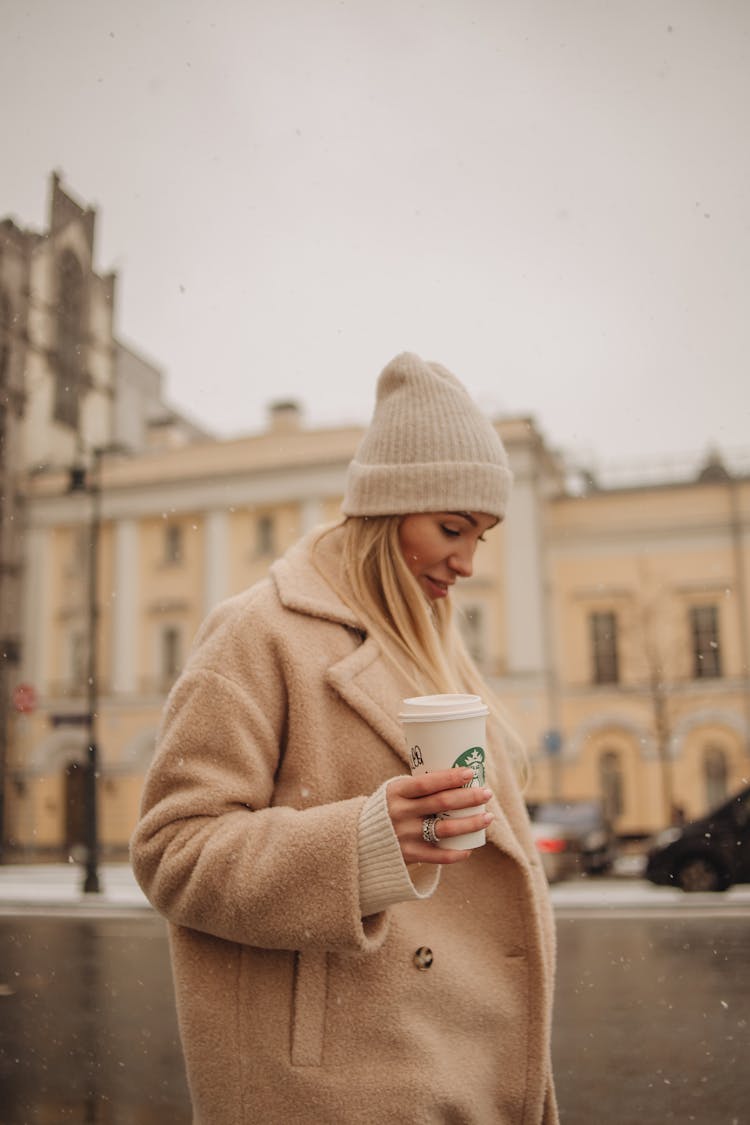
[
  {"x1": 343, "y1": 459, "x2": 513, "y2": 520},
  {"x1": 357, "y1": 779, "x2": 441, "y2": 918}
]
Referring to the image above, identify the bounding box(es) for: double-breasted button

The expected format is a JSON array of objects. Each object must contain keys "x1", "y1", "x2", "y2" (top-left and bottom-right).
[{"x1": 413, "y1": 946, "x2": 433, "y2": 971}]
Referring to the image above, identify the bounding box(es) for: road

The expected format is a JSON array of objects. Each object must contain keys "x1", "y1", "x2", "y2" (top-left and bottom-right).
[
  {"x1": 552, "y1": 910, "x2": 748, "y2": 1124},
  {"x1": 0, "y1": 887, "x2": 748, "y2": 1123}
]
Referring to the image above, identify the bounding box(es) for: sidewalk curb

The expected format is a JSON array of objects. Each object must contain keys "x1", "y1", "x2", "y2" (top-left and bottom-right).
[{"x1": 0, "y1": 866, "x2": 748, "y2": 917}]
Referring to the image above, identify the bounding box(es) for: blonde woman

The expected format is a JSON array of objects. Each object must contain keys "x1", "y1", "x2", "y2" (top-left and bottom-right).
[{"x1": 131, "y1": 353, "x2": 558, "y2": 1125}]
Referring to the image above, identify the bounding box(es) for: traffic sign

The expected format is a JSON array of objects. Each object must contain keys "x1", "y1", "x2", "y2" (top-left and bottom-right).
[
  {"x1": 12, "y1": 683, "x2": 37, "y2": 714},
  {"x1": 543, "y1": 729, "x2": 562, "y2": 756}
]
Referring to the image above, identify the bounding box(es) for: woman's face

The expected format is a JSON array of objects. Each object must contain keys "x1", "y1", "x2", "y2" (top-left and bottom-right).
[{"x1": 398, "y1": 511, "x2": 498, "y2": 601}]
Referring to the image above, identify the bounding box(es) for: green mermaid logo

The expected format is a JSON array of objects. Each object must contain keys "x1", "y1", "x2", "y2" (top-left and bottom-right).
[{"x1": 453, "y1": 746, "x2": 485, "y2": 787}]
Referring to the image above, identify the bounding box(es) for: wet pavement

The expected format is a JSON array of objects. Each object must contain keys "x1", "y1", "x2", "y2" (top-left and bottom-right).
[
  {"x1": 0, "y1": 908, "x2": 748, "y2": 1123},
  {"x1": 553, "y1": 912, "x2": 749, "y2": 1124},
  {"x1": 0, "y1": 915, "x2": 190, "y2": 1123}
]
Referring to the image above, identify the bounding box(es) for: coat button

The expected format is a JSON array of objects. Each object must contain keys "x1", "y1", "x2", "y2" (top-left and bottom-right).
[{"x1": 413, "y1": 946, "x2": 433, "y2": 971}]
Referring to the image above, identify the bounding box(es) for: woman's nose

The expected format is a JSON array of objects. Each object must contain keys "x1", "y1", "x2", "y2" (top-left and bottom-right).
[{"x1": 449, "y1": 546, "x2": 474, "y2": 578}]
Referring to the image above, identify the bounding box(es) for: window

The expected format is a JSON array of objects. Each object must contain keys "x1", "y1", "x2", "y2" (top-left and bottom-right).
[
  {"x1": 255, "y1": 514, "x2": 275, "y2": 559},
  {"x1": 590, "y1": 611, "x2": 619, "y2": 684},
  {"x1": 71, "y1": 527, "x2": 89, "y2": 570},
  {"x1": 161, "y1": 626, "x2": 181, "y2": 682},
  {"x1": 0, "y1": 403, "x2": 6, "y2": 477},
  {"x1": 703, "y1": 744, "x2": 728, "y2": 810},
  {"x1": 690, "y1": 605, "x2": 721, "y2": 678},
  {"x1": 70, "y1": 630, "x2": 87, "y2": 689},
  {"x1": 164, "y1": 524, "x2": 183, "y2": 565},
  {"x1": 0, "y1": 293, "x2": 11, "y2": 479},
  {"x1": 459, "y1": 605, "x2": 485, "y2": 664},
  {"x1": 0, "y1": 289, "x2": 11, "y2": 385},
  {"x1": 55, "y1": 251, "x2": 85, "y2": 428},
  {"x1": 599, "y1": 749, "x2": 624, "y2": 820}
]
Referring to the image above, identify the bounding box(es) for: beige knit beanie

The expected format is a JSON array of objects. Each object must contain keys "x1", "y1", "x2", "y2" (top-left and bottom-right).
[{"x1": 342, "y1": 352, "x2": 512, "y2": 519}]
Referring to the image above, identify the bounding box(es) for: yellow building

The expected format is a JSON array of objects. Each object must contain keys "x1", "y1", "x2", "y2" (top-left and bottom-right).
[
  {"x1": 540, "y1": 463, "x2": 750, "y2": 835},
  {"x1": 7, "y1": 407, "x2": 750, "y2": 858}
]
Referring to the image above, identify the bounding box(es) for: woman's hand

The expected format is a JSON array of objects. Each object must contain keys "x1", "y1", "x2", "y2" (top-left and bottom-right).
[{"x1": 386, "y1": 769, "x2": 493, "y2": 865}]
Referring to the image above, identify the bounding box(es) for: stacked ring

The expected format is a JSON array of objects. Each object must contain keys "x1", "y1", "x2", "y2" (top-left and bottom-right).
[{"x1": 422, "y1": 814, "x2": 441, "y2": 845}]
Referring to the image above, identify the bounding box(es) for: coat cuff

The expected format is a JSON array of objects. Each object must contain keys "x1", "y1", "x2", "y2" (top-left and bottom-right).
[{"x1": 357, "y1": 779, "x2": 440, "y2": 917}]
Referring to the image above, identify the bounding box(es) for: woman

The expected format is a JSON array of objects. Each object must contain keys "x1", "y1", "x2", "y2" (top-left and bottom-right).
[{"x1": 131, "y1": 352, "x2": 558, "y2": 1124}]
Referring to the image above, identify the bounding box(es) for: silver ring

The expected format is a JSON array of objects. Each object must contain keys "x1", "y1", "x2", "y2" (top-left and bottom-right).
[{"x1": 422, "y1": 814, "x2": 440, "y2": 845}]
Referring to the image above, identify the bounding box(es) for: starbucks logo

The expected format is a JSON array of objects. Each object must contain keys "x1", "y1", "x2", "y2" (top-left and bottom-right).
[{"x1": 453, "y1": 746, "x2": 485, "y2": 787}]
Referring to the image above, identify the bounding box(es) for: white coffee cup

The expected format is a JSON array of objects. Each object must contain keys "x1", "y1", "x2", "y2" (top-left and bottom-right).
[{"x1": 399, "y1": 693, "x2": 489, "y2": 850}]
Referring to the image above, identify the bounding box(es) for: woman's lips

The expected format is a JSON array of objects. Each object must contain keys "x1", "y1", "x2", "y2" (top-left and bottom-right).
[{"x1": 424, "y1": 576, "x2": 452, "y2": 599}]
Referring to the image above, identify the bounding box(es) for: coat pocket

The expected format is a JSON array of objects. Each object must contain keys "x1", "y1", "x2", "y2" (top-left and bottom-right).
[{"x1": 291, "y1": 949, "x2": 328, "y2": 1067}]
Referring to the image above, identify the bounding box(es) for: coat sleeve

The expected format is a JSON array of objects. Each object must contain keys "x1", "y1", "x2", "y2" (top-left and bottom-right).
[{"x1": 130, "y1": 607, "x2": 389, "y2": 955}]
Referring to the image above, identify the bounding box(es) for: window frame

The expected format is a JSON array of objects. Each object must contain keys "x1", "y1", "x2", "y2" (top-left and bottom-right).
[
  {"x1": 163, "y1": 523, "x2": 183, "y2": 566},
  {"x1": 589, "y1": 609, "x2": 620, "y2": 685},
  {"x1": 54, "y1": 250, "x2": 86, "y2": 429},
  {"x1": 689, "y1": 603, "x2": 722, "y2": 679}
]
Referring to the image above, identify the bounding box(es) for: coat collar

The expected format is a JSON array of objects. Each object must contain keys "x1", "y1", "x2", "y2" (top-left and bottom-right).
[{"x1": 270, "y1": 523, "x2": 363, "y2": 632}]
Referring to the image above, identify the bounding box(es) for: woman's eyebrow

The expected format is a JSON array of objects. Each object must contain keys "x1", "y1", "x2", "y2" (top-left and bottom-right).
[
  {"x1": 447, "y1": 511, "x2": 500, "y2": 531},
  {"x1": 448, "y1": 511, "x2": 477, "y2": 526}
]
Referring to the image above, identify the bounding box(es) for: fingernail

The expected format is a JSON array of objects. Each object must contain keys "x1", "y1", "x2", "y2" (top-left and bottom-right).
[
  {"x1": 482, "y1": 788, "x2": 492, "y2": 800},
  {"x1": 460, "y1": 769, "x2": 474, "y2": 781}
]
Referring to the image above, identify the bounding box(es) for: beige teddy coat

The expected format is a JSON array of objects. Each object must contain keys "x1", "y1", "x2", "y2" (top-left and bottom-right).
[{"x1": 131, "y1": 526, "x2": 559, "y2": 1125}]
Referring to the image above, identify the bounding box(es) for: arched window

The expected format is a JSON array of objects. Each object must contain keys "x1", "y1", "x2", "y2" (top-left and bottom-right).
[
  {"x1": 55, "y1": 251, "x2": 85, "y2": 428},
  {"x1": 0, "y1": 289, "x2": 11, "y2": 386},
  {"x1": 599, "y1": 748, "x2": 624, "y2": 821},
  {"x1": 703, "y1": 744, "x2": 728, "y2": 810}
]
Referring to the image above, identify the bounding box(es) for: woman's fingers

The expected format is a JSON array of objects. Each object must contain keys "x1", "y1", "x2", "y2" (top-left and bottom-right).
[
  {"x1": 386, "y1": 771, "x2": 494, "y2": 866},
  {"x1": 435, "y1": 809, "x2": 493, "y2": 839},
  {"x1": 405, "y1": 808, "x2": 494, "y2": 863},
  {"x1": 391, "y1": 774, "x2": 490, "y2": 819},
  {"x1": 391, "y1": 768, "x2": 475, "y2": 797},
  {"x1": 398, "y1": 809, "x2": 493, "y2": 865}
]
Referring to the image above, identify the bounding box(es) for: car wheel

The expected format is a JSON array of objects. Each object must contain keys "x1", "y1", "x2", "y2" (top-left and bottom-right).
[{"x1": 676, "y1": 856, "x2": 727, "y2": 893}]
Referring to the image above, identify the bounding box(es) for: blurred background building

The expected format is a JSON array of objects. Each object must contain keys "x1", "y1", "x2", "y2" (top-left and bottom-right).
[{"x1": 1, "y1": 175, "x2": 749, "y2": 861}]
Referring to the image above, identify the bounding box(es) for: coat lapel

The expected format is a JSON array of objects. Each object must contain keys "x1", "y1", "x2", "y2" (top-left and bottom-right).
[
  {"x1": 325, "y1": 636, "x2": 413, "y2": 769},
  {"x1": 271, "y1": 525, "x2": 416, "y2": 770}
]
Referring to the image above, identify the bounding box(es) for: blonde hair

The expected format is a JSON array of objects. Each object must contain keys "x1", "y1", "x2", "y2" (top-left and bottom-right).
[{"x1": 314, "y1": 516, "x2": 528, "y2": 785}]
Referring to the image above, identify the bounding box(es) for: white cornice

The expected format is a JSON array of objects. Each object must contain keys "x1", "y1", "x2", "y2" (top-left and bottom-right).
[{"x1": 27, "y1": 461, "x2": 350, "y2": 526}]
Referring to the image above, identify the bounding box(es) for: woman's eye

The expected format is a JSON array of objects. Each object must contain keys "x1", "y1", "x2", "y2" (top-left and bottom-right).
[{"x1": 440, "y1": 525, "x2": 460, "y2": 538}]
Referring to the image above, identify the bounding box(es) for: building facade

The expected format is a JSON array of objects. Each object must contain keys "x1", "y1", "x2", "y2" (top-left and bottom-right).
[
  {"x1": 0, "y1": 212, "x2": 32, "y2": 852},
  {"x1": 6, "y1": 400, "x2": 750, "y2": 858},
  {"x1": 0, "y1": 173, "x2": 208, "y2": 859},
  {"x1": 540, "y1": 465, "x2": 750, "y2": 835}
]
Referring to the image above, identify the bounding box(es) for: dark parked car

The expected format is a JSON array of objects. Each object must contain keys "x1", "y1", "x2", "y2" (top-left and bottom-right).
[
  {"x1": 645, "y1": 785, "x2": 750, "y2": 892},
  {"x1": 527, "y1": 799, "x2": 617, "y2": 883}
]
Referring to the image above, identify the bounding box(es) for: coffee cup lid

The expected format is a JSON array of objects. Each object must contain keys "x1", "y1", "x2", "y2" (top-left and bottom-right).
[{"x1": 398, "y1": 693, "x2": 489, "y2": 722}]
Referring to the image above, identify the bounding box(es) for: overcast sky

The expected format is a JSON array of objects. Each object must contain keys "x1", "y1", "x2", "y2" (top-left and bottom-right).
[{"x1": 3, "y1": 0, "x2": 749, "y2": 475}]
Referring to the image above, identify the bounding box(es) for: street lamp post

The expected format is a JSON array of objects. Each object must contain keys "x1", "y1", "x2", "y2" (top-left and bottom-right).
[{"x1": 69, "y1": 448, "x2": 107, "y2": 894}]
